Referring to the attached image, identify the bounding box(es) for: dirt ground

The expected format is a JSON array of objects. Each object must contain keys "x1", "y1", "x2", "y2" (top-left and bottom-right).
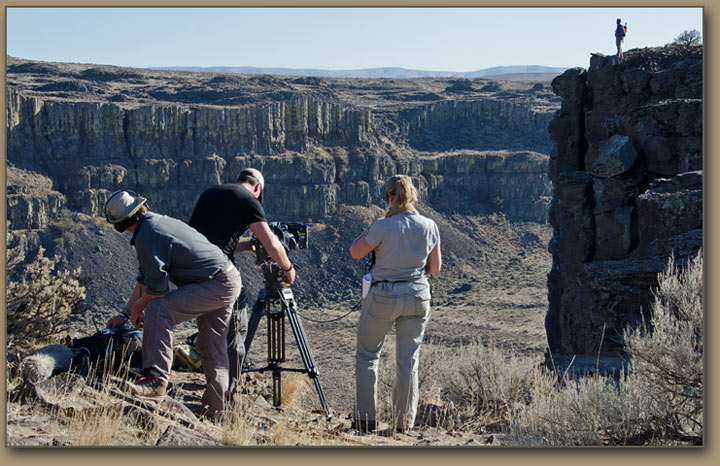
[{"x1": 240, "y1": 216, "x2": 552, "y2": 417}]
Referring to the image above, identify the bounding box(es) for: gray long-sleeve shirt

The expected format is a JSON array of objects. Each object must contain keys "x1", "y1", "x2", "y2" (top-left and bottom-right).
[{"x1": 130, "y1": 212, "x2": 229, "y2": 295}]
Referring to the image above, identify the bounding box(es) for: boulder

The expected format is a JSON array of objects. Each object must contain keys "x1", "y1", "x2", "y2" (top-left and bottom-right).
[
  {"x1": 589, "y1": 135, "x2": 638, "y2": 178},
  {"x1": 635, "y1": 171, "x2": 703, "y2": 256}
]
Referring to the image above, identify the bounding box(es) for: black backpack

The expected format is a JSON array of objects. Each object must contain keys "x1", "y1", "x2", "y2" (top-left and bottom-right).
[{"x1": 70, "y1": 326, "x2": 143, "y2": 374}]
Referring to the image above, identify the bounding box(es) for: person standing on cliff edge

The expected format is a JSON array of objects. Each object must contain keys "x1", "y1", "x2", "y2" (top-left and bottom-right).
[{"x1": 615, "y1": 18, "x2": 628, "y2": 58}]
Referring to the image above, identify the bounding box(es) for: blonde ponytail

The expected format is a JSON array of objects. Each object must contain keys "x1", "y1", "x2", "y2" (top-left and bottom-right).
[{"x1": 385, "y1": 175, "x2": 418, "y2": 217}]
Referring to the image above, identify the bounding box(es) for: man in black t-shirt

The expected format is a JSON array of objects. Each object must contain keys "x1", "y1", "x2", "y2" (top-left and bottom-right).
[{"x1": 189, "y1": 168, "x2": 296, "y2": 403}]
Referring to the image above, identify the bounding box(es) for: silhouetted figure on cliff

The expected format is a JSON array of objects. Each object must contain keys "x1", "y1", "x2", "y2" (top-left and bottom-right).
[{"x1": 615, "y1": 18, "x2": 628, "y2": 58}]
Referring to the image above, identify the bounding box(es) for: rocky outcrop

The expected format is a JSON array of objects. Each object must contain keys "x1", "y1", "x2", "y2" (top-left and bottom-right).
[
  {"x1": 6, "y1": 59, "x2": 557, "y2": 224},
  {"x1": 421, "y1": 150, "x2": 551, "y2": 221},
  {"x1": 545, "y1": 46, "x2": 703, "y2": 355},
  {"x1": 6, "y1": 167, "x2": 67, "y2": 230},
  {"x1": 401, "y1": 99, "x2": 555, "y2": 154}
]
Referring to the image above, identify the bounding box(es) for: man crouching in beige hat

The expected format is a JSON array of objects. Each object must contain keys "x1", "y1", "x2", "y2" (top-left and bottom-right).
[{"x1": 104, "y1": 190, "x2": 241, "y2": 420}]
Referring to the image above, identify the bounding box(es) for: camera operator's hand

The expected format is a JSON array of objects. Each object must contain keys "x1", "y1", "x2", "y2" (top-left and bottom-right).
[
  {"x1": 283, "y1": 264, "x2": 296, "y2": 285},
  {"x1": 131, "y1": 308, "x2": 144, "y2": 329},
  {"x1": 127, "y1": 292, "x2": 163, "y2": 330},
  {"x1": 106, "y1": 314, "x2": 127, "y2": 329},
  {"x1": 234, "y1": 240, "x2": 256, "y2": 254}
]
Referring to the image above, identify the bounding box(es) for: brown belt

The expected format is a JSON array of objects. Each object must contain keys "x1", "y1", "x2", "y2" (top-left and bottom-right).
[{"x1": 211, "y1": 262, "x2": 234, "y2": 279}]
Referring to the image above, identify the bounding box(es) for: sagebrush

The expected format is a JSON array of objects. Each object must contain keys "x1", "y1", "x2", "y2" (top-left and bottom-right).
[
  {"x1": 6, "y1": 225, "x2": 88, "y2": 349},
  {"x1": 624, "y1": 250, "x2": 703, "y2": 442},
  {"x1": 506, "y1": 249, "x2": 703, "y2": 446}
]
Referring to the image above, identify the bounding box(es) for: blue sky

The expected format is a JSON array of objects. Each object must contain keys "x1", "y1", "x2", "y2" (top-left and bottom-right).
[{"x1": 6, "y1": 7, "x2": 703, "y2": 71}]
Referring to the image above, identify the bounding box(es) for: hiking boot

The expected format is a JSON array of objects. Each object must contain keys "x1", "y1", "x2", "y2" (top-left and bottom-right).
[{"x1": 126, "y1": 369, "x2": 167, "y2": 398}]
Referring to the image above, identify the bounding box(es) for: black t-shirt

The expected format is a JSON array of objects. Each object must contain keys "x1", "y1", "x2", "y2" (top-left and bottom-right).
[{"x1": 189, "y1": 183, "x2": 267, "y2": 261}]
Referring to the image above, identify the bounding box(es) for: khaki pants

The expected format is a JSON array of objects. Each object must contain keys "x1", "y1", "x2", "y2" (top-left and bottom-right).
[
  {"x1": 355, "y1": 281, "x2": 431, "y2": 430},
  {"x1": 616, "y1": 36, "x2": 624, "y2": 58},
  {"x1": 143, "y1": 264, "x2": 242, "y2": 418}
]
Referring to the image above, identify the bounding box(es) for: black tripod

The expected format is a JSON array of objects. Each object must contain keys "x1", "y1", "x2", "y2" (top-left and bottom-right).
[{"x1": 243, "y1": 257, "x2": 331, "y2": 420}]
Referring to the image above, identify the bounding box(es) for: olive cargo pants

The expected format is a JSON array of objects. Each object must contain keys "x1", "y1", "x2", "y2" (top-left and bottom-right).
[{"x1": 355, "y1": 281, "x2": 432, "y2": 430}]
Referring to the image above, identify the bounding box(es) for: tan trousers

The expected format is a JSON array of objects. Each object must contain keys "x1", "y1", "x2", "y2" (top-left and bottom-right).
[
  {"x1": 355, "y1": 281, "x2": 431, "y2": 430},
  {"x1": 616, "y1": 36, "x2": 624, "y2": 58},
  {"x1": 143, "y1": 263, "x2": 241, "y2": 418}
]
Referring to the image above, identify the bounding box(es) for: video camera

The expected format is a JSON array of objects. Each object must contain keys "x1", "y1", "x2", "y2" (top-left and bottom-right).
[
  {"x1": 269, "y1": 221, "x2": 308, "y2": 252},
  {"x1": 252, "y1": 221, "x2": 309, "y2": 271}
]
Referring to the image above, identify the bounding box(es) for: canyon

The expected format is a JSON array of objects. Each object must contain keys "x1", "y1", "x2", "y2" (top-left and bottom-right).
[
  {"x1": 5, "y1": 44, "x2": 703, "y2": 370},
  {"x1": 3, "y1": 46, "x2": 703, "y2": 444}
]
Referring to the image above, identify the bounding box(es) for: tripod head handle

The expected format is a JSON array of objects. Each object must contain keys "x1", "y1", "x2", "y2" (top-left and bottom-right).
[{"x1": 250, "y1": 238, "x2": 294, "y2": 291}]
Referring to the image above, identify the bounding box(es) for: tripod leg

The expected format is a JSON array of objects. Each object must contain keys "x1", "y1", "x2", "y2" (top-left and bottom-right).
[
  {"x1": 267, "y1": 301, "x2": 286, "y2": 407},
  {"x1": 243, "y1": 289, "x2": 267, "y2": 360},
  {"x1": 272, "y1": 369, "x2": 282, "y2": 407},
  {"x1": 281, "y1": 290, "x2": 332, "y2": 419}
]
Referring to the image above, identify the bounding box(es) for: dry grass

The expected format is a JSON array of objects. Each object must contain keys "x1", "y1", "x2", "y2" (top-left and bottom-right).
[
  {"x1": 506, "y1": 250, "x2": 704, "y2": 446},
  {"x1": 65, "y1": 402, "x2": 145, "y2": 446},
  {"x1": 220, "y1": 398, "x2": 256, "y2": 446},
  {"x1": 442, "y1": 339, "x2": 539, "y2": 422},
  {"x1": 61, "y1": 358, "x2": 162, "y2": 446},
  {"x1": 6, "y1": 355, "x2": 159, "y2": 446},
  {"x1": 280, "y1": 373, "x2": 311, "y2": 410}
]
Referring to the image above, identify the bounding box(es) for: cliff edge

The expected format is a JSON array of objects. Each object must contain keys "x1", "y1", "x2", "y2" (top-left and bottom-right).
[{"x1": 545, "y1": 45, "x2": 702, "y2": 357}]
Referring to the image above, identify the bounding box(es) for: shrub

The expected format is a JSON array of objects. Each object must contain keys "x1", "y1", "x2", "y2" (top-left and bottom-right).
[
  {"x1": 623, "y1": 250, "x2": 703, "y2": 442},
  {"x1": 672, "y1": 29, "x2": 701, "y2": 47},
  {"x1": 508, "y1": 368, "x2": 658, "y2": 446},
  {"x1": 444, "y1": 340, "x2": 539, "y2": 421},
  {"x1": 6, "y1": 226, "x2": 89, "y2": 349},
  {"x1": 416, "y1": 343, "x2": 450, "y2": 404},
  {"x1": 373, "y1": 342, "x2": 451, "y2": 425},
  {"x1": 507, "y1": 249, "x2": 703, "y2": 446}
]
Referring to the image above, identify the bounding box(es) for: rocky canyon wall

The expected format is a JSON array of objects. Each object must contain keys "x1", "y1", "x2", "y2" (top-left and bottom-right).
[
  {"x1": 401, "y1": 99, "x2": 555, "y2": 154},
  {"x1": 545, "y1": 46, "x2": 702, "y2": 355},
  {"x1": 6, "y1": 64, "x2": 556, "y2": 227}
]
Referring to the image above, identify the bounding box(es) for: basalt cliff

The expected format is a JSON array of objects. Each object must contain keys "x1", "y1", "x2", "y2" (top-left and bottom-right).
[
  {"x1": 545, "y1": 46, "x2": 703, "y2": 356},
  {"x1": 6, "y1": 56, "x2": 557, "y2": 228}
]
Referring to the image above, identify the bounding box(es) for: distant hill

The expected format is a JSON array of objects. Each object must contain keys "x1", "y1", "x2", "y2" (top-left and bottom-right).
[{"x1": 152, "y1": 64, "x2": 568, "y2": 80}]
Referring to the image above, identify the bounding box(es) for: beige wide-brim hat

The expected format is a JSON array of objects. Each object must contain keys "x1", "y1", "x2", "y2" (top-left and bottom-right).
[{"x1": 104, "y1": 190, "x2": 147, "y2": 224}]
